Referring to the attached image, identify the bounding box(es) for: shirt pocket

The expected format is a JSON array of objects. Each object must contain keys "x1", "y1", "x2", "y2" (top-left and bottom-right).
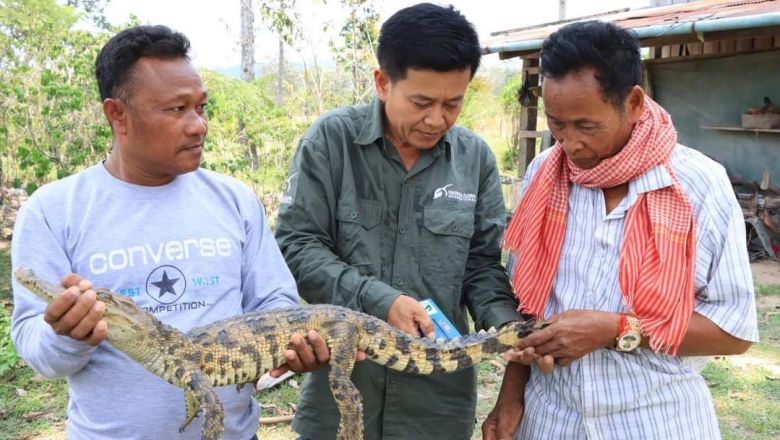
[
  {"x1": 421, "y1": 207, "x2": 475, "y2": 286},
  {"x1": 336, "y1": 198, "x2": 382, "y2": 274}
]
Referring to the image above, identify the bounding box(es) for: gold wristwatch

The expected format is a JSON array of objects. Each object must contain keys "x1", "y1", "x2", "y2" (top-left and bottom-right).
[{"x1": 614, "y1": 314, "x2": 641, "y2": 352}]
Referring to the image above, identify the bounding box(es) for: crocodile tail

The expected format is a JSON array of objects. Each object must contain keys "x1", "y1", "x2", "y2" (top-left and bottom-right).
[{"x1": 362, "y1": 319, "x2": 538, "y2": 375}]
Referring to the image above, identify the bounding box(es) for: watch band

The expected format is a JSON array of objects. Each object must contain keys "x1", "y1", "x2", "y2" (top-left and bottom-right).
[
  {"x1": 614, "y1": 313, "x2": 642, "y2": 352},
  {"x1": 617, "y1": 313, "x2": 629, "y2": 339}
]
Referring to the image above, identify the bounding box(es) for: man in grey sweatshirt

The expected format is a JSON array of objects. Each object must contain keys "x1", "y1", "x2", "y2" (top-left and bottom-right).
[{"x1": 11, "y1": 25, "x2": 328, "y2": 440}]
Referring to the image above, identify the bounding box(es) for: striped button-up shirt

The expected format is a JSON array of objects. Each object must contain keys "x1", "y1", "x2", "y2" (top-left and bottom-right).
[{"x1": 510, "y1": 145, "x2": 759, "y2": 440}]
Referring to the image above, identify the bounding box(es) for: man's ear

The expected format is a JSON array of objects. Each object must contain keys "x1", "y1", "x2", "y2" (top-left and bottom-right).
[
  {"x1": 103, "y1": 98, "x2": 128, "y2": 135},
  {"x1": 374, "y1": 68, "x2": 390, "y2": 102},
  {"x1": 626, "y1": 85, "x2": 645, "y2": 124}
]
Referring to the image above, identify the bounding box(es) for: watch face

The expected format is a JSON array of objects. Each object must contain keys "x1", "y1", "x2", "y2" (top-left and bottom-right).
[{"x1": 617, "y1": 331, "x2": 641, "y2": 352}]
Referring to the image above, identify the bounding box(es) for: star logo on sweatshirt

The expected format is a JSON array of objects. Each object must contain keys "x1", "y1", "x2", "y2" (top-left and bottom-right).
[
  {"x1": 152, "y1": 270, "x2": 180, "y2": 297},
  {"x1": 145, "y1": 265, "x2": 187, "y2": 304}
]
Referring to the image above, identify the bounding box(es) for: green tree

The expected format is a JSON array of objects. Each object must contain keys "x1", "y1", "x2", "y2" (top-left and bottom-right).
[
  {"x1": 498, "y1": 76, "x2": 523, "y2": 171},
  {"x1": 330, "y1": 0, "x2": 379, "y2": 104},
  {"x1": 0, "y1": 0, "x2": 111, "y2": 193},
  {"x1": 201, "y1": 70, "x2": 307, "y2": 219},
  {"x1": 458, "y1": 77, "x2": 496, "y2": 131}
]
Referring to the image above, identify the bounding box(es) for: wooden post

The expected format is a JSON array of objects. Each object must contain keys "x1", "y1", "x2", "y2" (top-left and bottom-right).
[
  {"x1": 517, "y1": 58, "x2": 540, "y2": 177},
  {"x1": 642, "y1": 62, "x2": 654, "y2": 98}
]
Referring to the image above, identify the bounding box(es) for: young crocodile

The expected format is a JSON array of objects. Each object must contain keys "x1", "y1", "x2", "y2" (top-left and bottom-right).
[{"x1": 15, "y1": 267, "x2": 538, "y2": 440}]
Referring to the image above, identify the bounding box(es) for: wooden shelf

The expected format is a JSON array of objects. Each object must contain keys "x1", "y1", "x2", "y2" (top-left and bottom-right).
[{"x1": 701, "y1": 125, "x2": 780, "y2": 134}]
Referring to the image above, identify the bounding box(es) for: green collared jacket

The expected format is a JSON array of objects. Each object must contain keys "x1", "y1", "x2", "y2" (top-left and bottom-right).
[{"x1": 275, "y1": 97, "x2": 521, "y2": 440}]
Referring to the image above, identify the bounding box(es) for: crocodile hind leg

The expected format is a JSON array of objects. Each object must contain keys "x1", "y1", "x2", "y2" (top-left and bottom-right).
[
  {"x1": 327, "y1": 323, "x2": 363, "y2": 440},
  {"x1": 178, "y1": 369, "x2": 225, "y2": 440}
]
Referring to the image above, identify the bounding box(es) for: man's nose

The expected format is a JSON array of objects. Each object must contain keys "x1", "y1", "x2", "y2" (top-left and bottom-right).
[
  {"x1": 185, "y1": 110, "x2": 207, "y2": 137},
  {"x1": 558, "y1": 135, "x2": 583, "y2": 153},
  {"x1": 423, "y1": 105, "x2": 446, "y2": 127}
]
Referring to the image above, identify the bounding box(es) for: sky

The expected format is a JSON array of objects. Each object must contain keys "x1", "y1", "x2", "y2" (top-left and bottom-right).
[{"x1": 103, "y1": 0, "x2": 653, "y2": 70}]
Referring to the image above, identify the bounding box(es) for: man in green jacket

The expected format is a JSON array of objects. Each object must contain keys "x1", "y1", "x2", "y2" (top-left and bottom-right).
[{"x1": 275, "y1": 3, "x2": 523, "y2": 439}]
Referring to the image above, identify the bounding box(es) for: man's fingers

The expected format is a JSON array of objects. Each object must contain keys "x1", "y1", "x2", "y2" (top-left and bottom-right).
[
  {"x1": 397, "y1": 321, "x2": 422, "y2": 338},
  {"x1": 77, "y1": 279, "x2": 93, "y2": 291},
  {"x1": 355, "y1": 350, "x2": 367, "y2": 362},
  {"x1": 502, "y1": 347, "x2": 538, "y2": 365},
  {"x1": 43, "y1": 287, "x2": 80, "y2": 325},
  {"x1": 283, "y1": 348, "x2": 304, "y2": 372},
  {"x1": 557, "y1": 357, "x2": 574, "y2": 367},
  {"x1": 533, "y1": 339, "x2": 562, "y2": 357},
  {"x1": 497, "y1": 415, "x2": 520, "y2": 440},
  {"x1": 405, "y1": 326, "x2": 422, "y2": 338},
  {"x1": 481, "y1": 414, "x2": 497, "y2": 440},
  {"x1": 269, "y1": 364, "x2": 290, "y2": 378},
  {"x1": 56, "y1": 289, "x2": 98, "y2": 334},
  {"x1": 415, "y1": 313, "x2": 435, "y2": 339},
  {"x1": 70, "y1": 300, "x2": 105, "y2": 340},
  {"x1": 307, "y1": 330, "x2": 330, "y2": 364},
  {"x1": 518, "y1": 325, "x2": 555, "y2": 349},
  {"x1": 290, "y1": 334, "x2": 316, "y2": 367},
  {"x1": 85, "y1": 319, "x2": 108, "y2": 346},
  {"x1": 536, "y1": 355, "x2": 555, "y2": 374},
  {"x1": 60, "y1": 273, "x2": 83, "y2": 289},
  {"x1": 496, "y1": 409, "x2": 523, "y2": 440}
]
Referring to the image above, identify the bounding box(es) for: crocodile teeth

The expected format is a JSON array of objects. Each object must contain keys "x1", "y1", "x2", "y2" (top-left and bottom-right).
[
  {"x1": 478, "y1": 329, "x2": 487, "y2": 335},
  {"x1": 488, "y1": 326, "x2": 497, "y2": 333}
]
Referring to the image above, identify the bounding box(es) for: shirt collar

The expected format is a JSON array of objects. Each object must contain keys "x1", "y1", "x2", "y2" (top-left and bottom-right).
[
  {"x1": 354, "y1": 97, "x2": 386, "y2": 146},
  {"x1": 632, "y1": 164, "x2": 674, "y2": 194},
  {"x1": 605, "y1": 164, "x2": 675, "y2": 220}
]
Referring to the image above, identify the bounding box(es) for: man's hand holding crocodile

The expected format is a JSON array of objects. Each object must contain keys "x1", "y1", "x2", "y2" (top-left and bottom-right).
[{"x1": 45, "y1": 275, "x2": 106, "y2": 346}]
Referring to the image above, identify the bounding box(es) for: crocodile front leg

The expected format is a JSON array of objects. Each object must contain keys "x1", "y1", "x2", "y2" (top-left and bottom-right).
[
  {"x1": 178, "y1": 368, "x2": 224, "y2": 440},
  {"x1": 326, "y1": 323, "x2": 363, "y2": 440}
]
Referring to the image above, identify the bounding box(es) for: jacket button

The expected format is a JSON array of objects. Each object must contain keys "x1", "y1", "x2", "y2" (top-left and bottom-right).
[
  {"x1": 350, "y1": 211, "x2": 357, "y2": 219},
  {"x1": 452, "y1": 225, "x2": 459, "y2": 231}
]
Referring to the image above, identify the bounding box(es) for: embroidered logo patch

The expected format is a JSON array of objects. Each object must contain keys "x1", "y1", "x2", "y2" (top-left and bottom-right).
[{"x1": 433, "y1": 183, "x2": 476, "y2": 203}]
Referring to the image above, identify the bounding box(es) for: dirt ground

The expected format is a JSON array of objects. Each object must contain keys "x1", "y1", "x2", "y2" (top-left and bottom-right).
[{"x1": 752, "y1": 259, "x2": 780, "y2": 286}]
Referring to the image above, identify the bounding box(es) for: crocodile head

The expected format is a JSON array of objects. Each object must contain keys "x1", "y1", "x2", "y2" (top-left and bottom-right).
[
  {"x1": 14, "y1": 268, "x2": 164, "y2": 349},
  {"x1": 92, "y1": 287, "x2": 162, "y2": 346}
]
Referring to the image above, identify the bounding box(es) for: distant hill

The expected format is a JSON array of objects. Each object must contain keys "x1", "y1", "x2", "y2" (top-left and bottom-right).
[{"x1": 210, "y1": 59, "x2": 337, "y2": 79}]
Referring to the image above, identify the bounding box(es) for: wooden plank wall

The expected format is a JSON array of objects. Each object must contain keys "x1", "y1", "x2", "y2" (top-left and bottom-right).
[{"x1": 648, "y1": 35, "x2": 780, "y2": 62}]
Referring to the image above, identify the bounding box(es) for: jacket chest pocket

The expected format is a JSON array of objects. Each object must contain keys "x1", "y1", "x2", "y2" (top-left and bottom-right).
[
  {"x1": 420, "y1": 207, "x2": 475, "y2": 286},
  {"x1": 335, "y1": 198, "x2": 382, "y2": 274}
]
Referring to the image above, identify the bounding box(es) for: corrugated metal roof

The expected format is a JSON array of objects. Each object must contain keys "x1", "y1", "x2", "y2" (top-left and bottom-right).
[{"x1": 485, "y1": 0, "x2": 780, "y2": 54}]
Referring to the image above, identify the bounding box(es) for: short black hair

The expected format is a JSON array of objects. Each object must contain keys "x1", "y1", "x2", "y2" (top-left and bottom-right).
[
  {"x1": 95, "y1": 25, "x2": 191, "y2": 102},
  {"x1": 541, "y1": 21, "x2": 642, "y2": 108},
  {"x1": 377, "y1": 3, "x2": 481, "y2": 82}
]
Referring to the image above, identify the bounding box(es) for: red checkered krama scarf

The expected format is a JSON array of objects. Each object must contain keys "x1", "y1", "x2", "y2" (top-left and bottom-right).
[{"x1": 503, "y1": 95, "x2": 696, "y2": 354}]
